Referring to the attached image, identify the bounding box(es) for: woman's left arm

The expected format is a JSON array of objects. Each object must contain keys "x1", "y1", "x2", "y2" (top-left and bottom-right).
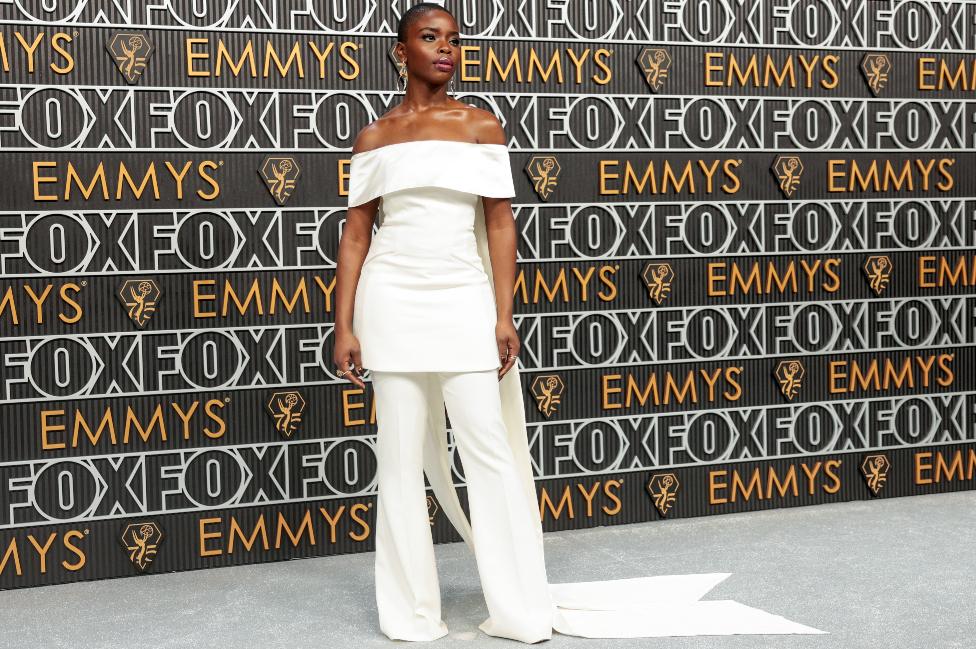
[
  {"x1": 475, "y1": 112, "x2": 519, "y2": 377},
  {"x1": 483, "y1": 194, "x2": 519, "y2": 378},
  {"x1": 483, "y1": 196, "x2": 516, "y2": 323}
]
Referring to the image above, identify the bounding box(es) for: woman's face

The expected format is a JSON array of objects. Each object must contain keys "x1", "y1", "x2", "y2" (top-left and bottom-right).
[{"x1": 398, "y1": 10, "x2": 460, "y2": 85}]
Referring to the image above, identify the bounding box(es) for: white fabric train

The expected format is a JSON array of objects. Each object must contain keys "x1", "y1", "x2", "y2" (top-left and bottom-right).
[{"x1": 346, "y1": 139, "x2": 827, "y2": 640}]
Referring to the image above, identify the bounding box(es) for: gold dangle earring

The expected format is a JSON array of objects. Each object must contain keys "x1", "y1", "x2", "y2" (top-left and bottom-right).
[{"x1": 397, "y1": 60, "x2": 408, "y2": 92}]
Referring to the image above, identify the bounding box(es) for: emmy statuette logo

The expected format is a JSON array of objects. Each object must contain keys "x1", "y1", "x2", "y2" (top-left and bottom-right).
[
  {"x1": 525, "y1": 156, "x2": 561, "y2": 201},
  {"x1": 860, "y1": 53, "x2": 892, "y2": 96},
  {"x1": 774, "y1": 360, "x2": 805, "y2": 401},
  {"x1": 106, "y1": 32, "x2": 154, "y2": 84},
  {"x1": 260, "y1": 156, "x2": 302, "y2": 205},
  {"x1": 646, "y1": 473, "x2": 680, "y2": 516},
  {"x1": 267, "y1": 390, "x2": 306, "y2": 438},
  {"x1": 117, "y1": 279, "x2": 162, "y2": 328},
  {"x1": 120, "y1": 521, "x2": 164, "y2": 572},
  {"x1": 863, "y1": 255, "x2": 893, "y2": 295},
  {"x1": 771, "y1": 155, "x2": 804, "y2": 198},
  {"x1": 530, "y1": 374, "x2": 565, "y2": 418},
  {"x1": 641, "y1": 262, "x2": 675, "y2": 305},
  {"x1": 426, "y1": 495, "x2": 438, "y2": 526},
  {"x1": 860, "y1": 454, "x2": 891, "y2": 495},
  {"x1": 636, "y1": 47, "x2": 673, "y2": 93}
]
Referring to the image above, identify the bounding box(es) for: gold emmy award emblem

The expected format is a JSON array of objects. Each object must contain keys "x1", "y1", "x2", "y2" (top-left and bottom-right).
[
  {"x1": 860, "y1": 454, "x2": 891, "y2": 495},
  {"x1": 266, "y1": 390, "x2": 306, "y2": 438},
  {"x1": 426, "y1": 495, "x2": 438, "y2": 526},
  {"x1": 525, "y1": 155, "x2": 561, "y2": 201},
  {"x1": 117, "y1": 279, "x2": 162, "y2": 328},
  {"x1": 771, "y1": 155, "x2": 804, "y2": 198},
  {"x1": 863, "y1": 255, "x2": 893, "y2": 295},
  {"x1": 641, "y1": 262, "x2": 675, "y2": 305},
  {"x1": 646, "y1": 473, "x2": 680, "y2": 516},
  {"x1": 260, "y1": 156, "x2": 302, "y2": 206},
  {"x1": 105, "y1": 32, "x2": 154, "y2": 84},
  {"x1": 120, "y1": 521, "x2": 164, "y2": 572},
  {"x1": 530, "y1": 374, "x2": 565, "y2": 418},
  {"x1": 774, "y1": 359, "x2": 805, "y2": 401},
  {"x1": 859, "y1": 53, "x2": 892, "y2": 96},
  {"x1": 636, "y1": 47, "x2": 672, "y2": 93}
]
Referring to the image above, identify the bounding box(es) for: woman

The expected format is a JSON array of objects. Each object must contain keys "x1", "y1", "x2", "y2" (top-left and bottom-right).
[
  {"x1": 333, "y1": 4, "x2": 549, "y2": 641},
  {"x1": 332, "y1": 3, "x2": 824, "y2": 644}
]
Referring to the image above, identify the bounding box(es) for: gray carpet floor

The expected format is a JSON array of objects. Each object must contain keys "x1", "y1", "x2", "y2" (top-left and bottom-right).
[{"x1": 1, "y1": 490, "x2": 972, "y2": 649}]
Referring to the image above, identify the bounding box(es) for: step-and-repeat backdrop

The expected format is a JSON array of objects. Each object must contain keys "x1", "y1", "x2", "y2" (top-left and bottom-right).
[{"x1": 1, "y1": 1, "x2": 975, "y2": 589}]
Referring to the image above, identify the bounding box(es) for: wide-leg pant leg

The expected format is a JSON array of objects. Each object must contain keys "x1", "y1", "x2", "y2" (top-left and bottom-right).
[
  {"x1": 371, "y1": 370, "x2": 449, "y2": 641},
  {"x1": 438, "y1": 369, "x2": 554, "y2": 644}
]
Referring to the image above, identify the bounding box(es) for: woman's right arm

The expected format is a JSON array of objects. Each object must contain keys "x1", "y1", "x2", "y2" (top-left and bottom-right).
[{"x1": 332, "y1": 132, "x2": 381, "y2": 388}]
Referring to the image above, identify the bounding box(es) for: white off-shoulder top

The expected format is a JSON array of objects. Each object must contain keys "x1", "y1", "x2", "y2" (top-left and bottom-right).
[{"x1": 347, "y1": 139, "x2": 517, "y2": 214}]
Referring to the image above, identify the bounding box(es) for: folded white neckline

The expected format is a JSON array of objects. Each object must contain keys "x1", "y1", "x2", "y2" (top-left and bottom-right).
[{"x1": 350, "y1": 139, "x2": 508, "y2": 160}]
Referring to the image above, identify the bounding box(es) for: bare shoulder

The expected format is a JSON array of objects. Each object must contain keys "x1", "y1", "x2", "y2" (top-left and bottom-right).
[
  {"x1": 350, "y1": 121, "x2": 390, "y2": 155},
  {"x1": 465, "y1": 105, "x2": 507, "y2": 146}
]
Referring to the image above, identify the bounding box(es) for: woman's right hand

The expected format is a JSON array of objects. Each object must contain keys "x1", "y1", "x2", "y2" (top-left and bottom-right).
[{"x1": 333, "y1": 329, "x2": 366, "y2": 388}]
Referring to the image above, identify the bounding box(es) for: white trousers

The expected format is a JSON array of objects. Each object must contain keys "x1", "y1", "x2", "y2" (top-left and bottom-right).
[{"x1": 371, "y1": 369, "x2": 553, "y2": 643}]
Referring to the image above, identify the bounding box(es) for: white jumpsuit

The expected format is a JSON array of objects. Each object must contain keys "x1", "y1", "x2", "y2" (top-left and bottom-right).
[
  {"x1": 348, "y1": 140, "x2": 552, "y2": 642},
  {"x1": 344, "y1": 139, "x2": 825, "y2": 643}
]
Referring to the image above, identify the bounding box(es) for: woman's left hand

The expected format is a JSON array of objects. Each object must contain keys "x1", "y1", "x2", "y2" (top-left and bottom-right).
[{"x1": 495, "y1": 319, "x2": 520, "y2": 380}]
